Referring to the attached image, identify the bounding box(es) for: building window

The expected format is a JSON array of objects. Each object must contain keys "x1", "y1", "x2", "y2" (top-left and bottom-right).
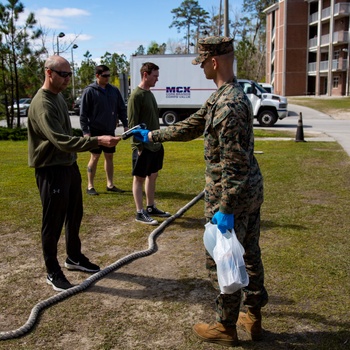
[
  {"x1": 333, "y1": 76, "x2": 339, "y2": 88},
  {"x1": 334, "y1": 50, "x2": 340, "y2": 59}
]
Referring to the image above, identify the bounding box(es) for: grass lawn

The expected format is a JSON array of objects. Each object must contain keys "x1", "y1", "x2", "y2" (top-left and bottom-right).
[
  {"x1": 288, "y1": 96, "x2": 350, "y2": 115},
  {"x1": 0, "y1": 135, "x2": 349, "y2": 349}
]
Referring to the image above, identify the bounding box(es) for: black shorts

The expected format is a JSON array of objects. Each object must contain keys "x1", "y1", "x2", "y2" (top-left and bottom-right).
[
  {"x1": 89, "y1": 128, "x2": 115, "y2": 154},
  {"x1": 132, "y1": 146, "x2": 164, "y2": 178}
]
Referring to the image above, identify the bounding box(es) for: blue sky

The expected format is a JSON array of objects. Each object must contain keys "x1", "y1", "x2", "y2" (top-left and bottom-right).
[{"x1": 21, "y1": 0, "x2": 243, "y2": 64}]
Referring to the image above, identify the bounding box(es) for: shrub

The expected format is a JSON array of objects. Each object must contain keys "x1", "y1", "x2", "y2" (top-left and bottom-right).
[
  {"x1": 0, "y1": 127, "x2": 27, "y2": 140},
  {"x1": 0, "y1": 127, "x2": 83, "y2": 140}
]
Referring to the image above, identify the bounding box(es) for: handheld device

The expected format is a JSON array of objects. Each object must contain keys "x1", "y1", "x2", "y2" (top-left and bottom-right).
[{"x1": 122, "y1": 123, "x2": 147, "y2": 140}]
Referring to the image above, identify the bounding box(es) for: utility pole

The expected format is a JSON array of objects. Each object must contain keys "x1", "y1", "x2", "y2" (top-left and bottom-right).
[
  {"x1": 219, "y1": 0, "x2": 222, "y2": 35},
  {"x1": 224, "y1": 0, "x2": 229, "y2": 37}
]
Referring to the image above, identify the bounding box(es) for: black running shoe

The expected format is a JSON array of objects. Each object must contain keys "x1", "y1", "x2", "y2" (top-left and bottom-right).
[
  {"x1": 106, "y1": 185, "x2": 125, "y2": 193},
  {"x1": 47, "y1": 270, "x2": 73, "y2": 292},
  {"x1": 135, "y1": 210, "x2": 158, "y2": 225},
  {"x1": 64, "y1": 255, "x2": 100, "y2": 273},
  {"x1": 147, "y1": 205, "x2": 171, "y2": 217},
  {"x1": 87, "y1": 187, "x2": 99, "y2": 195}
]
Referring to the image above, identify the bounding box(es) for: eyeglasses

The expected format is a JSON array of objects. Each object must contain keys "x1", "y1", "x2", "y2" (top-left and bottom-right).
[
  {"x1": 100, "y1": 74, "x2": 111, "y2": 78},
  {"x1": 46, "y1": 67, "x2": 72, "y2": 78}
]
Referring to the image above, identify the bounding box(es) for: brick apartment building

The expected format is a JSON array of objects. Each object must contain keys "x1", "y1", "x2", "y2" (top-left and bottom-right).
[{"x1": 264, "y1": 0, "x2": 350, "y2": 96}]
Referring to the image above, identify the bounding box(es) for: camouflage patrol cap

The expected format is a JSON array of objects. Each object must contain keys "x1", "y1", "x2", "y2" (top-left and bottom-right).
[{"x1": 192, "y1": 36, "x2": 234, "y2": 65}]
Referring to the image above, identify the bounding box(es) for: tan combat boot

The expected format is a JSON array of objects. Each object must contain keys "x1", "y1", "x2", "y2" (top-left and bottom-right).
[
  {"x1": 236, "y1": 308, "x2": 263, "y2": 341},
  {"x1": 192, "y1": 321, "x2": 239, "y2": 347}
]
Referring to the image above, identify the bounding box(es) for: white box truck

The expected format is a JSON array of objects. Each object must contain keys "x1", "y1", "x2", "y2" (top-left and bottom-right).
[{"x1": 129, "y1": 54, "x2": 288, "y2": 127}]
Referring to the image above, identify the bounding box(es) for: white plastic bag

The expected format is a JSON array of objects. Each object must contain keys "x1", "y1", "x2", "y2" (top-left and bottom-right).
[
  {"x1": 212, "y1": 224, "x2": 249, "y2": 294},
  {"x1": 203, "y1": 222, "x2": 217, "y2": 258}
]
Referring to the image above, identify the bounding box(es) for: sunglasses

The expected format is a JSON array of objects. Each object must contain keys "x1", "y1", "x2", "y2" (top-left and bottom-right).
[
  {"x1": 46, "y1": 68, "x2": 72, "y2": 78},
  {"x1": 100, "y1": 74, "x2": 111, "y2": 78}
]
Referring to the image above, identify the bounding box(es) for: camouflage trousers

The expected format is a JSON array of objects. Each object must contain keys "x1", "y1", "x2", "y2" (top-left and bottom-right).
[{"x1": 206, "y1": 207, "x2": 268, "y2": 326}]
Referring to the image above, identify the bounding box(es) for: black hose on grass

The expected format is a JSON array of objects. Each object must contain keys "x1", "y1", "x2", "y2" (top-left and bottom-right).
[{"x1": 0, "y1": 190, "x2": 204, "y2": 340}]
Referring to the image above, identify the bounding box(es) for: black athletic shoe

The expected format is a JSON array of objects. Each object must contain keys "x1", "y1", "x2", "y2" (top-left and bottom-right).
[
  {"x1": 87, "y1": 187, "x2": 99, "y2": 195},
  {"x1": 64, "y1": 255, "x2": 100, "y2": 273},
  {"x1": 147, "y1": 205, "x2": 171, "y2": 217},
  {"x1": 47, "y1": 270, "x2": 73, "y2": 292},
  {"x1": 135, "y1": 210, "x2": 158, "y2": 225},
  {"x1": 106, "y1": 185, "x2": 125, "y2": 193}
]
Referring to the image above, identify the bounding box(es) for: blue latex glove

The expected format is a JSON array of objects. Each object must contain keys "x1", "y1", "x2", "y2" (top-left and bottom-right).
[
  {"x1": 212, "y1": 211, "x2": 234, "y2": 234},
  {"x1": 131, "y1": 129, "x2": 151, "y2": 143}
]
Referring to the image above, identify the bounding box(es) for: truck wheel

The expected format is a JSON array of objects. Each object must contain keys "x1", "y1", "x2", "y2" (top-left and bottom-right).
[
  {"x1": 257, "y1": 110, "x2": 277, "y2": 127},
  {"x1": 162, "y1": 111, "x2": 178, "y2": 126}
]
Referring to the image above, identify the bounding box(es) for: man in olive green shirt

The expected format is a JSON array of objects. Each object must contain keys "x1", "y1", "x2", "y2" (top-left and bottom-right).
[
  {"x1": 127, "y1": 62, "x2": 170, "y2": 225},
  {"x1": 28, "y1": 55, "x2": 120, "y2": 292}
]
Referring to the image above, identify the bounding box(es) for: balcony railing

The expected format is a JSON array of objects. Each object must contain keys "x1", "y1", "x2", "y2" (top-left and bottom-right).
[
  {"x1": 309, "y1": 3, "x2": 350, "y2": 23},
  {"x1": 334, "y1": 3, "x2": 350, "y2": 16},
  {"x1": 321, "y1": 34, "x2": 330, "y2": 46},
  {"x1": 309, "y1": 11, "x2": 318, "y2": 23},
  {"x1": 308, "y1": 59, "x2": 348, "y2": 73},
  {"x1": 320, "y1": 60, "x2": 329, "y2": 71},
  {"x1": 333, "y1": 31, "x2": 349, "y2": 44},
  {"x1": 309, "y1": 37, "x2": 318, "y2": 48},
  {"x1": 321, "y1": 7, "x2": 331, "y2": 20},
  {"x1": 332, "y1": 58, "x2": 348, "y2": 71},
  {"x1": 313, "y1": 31, "x2": 349, "y2": 47},
  {"x1": 308, "y1": 62, "x2": 317, "y2": 72}
]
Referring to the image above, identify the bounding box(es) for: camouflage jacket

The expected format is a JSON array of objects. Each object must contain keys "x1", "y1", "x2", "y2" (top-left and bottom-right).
[{"x1": 151, "y1": 78, "x2": 263, "y2": 218}]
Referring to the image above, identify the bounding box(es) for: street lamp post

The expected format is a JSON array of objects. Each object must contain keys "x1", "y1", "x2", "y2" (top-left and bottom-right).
[
  {"x1": 224, "y1": 0, "x2": 229, "y2": 36},
  {"x1": 56, "y1": 32, "x2": 65, "y2": 55},
  {"x1": 71, "y1": 44, "x2": 78, "y2": 100}
]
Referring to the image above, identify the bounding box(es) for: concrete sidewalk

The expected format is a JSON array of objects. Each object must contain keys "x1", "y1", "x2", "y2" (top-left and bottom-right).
[{"x1": 266, "y1": 104, "x2": 350, "y2": 157}]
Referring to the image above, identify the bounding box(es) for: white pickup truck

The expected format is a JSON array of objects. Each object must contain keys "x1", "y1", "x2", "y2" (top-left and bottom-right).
[{"x1": 238, "y1": 79, "x2": 288, "y2": 127}]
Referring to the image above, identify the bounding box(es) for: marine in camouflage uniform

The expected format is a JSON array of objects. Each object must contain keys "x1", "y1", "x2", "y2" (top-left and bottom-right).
[{"x1": 150, "y1": 36, "x2": 268, "y2": 345}]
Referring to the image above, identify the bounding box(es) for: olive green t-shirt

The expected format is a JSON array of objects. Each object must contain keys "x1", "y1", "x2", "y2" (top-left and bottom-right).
[{"x1": 127, "y1": 86, "x2": 161, "y2": 152}]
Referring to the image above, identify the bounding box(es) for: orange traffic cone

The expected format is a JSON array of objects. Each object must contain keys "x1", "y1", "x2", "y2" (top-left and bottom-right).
[{"x1": 295, "y1": 112, "x2": 306, "y2": 142}]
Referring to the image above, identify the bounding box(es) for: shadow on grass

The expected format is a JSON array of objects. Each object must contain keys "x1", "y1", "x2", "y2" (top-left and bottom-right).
[
  {"x1": 243, "y1": 310, "x2": 350, "y2": 350},
  {"x1": 267, "y1": 294, "x2": 295, "y2": 306},
  {"x1": 261, "y1": 220, "x2": 307, "y2": 231},
  {"x1": 89, "y1": 273, "x2": 349, "y2": 349},
  {"x1": 167, "y1": 216, "x2": 205, "y2": 230},
  {"x1": 239, "y1": 329, "x2": 349, "y2": 350},
  {"x1": 156, "y1": 190, "x2": 205, "y2": 201},
  {"x1": 240, "y1": 304, "x2": 350, "y2": 349},
  {"x1": 85, "y1": 190, "x2": 204, "y2": 201},
  {"x1": 89, "y1": 271, "x2": 213, "y2": 304}
]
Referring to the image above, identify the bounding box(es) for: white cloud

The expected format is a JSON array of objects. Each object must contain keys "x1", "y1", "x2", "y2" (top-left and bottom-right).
[
  {"x1": 37, "y1": 7, "x2": 90, "y2": 18},
  {"x1": 22, "y1": 7, "x2": 90, "y2": 29},
  {"x1": 36, "y1": 17, "x2": 64, "y2": 30},
  {"x1": 73, "y1": 34, "x2": 93, "y2": 42}
]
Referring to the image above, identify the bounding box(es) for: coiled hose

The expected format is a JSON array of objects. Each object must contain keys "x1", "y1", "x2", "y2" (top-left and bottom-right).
[{"x1": 0, "y1": 190, "x2": 204, "y2": 340}]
